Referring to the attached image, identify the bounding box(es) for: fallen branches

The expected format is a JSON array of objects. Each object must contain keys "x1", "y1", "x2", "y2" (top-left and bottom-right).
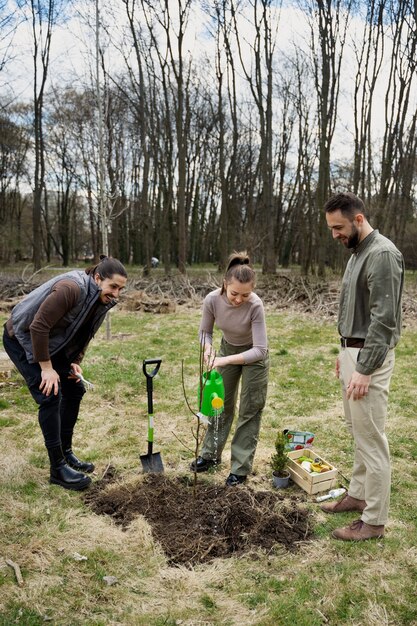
[
  {"x1": 2, "y1": 269, "x2": 417, "y2": 322},
  {"x1": 124, "y1": 273, "x2": 417, "y2": 322}
]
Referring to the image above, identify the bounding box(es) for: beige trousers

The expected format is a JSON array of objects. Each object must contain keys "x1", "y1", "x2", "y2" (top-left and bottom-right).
[{"x1": 339, "y1": 347, "x2": 395, "y2": 526}]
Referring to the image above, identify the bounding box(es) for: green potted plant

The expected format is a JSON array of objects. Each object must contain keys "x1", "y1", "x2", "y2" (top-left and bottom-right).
[{"x1": 270, "y1": 430, "x2": 290, "y2": 489}]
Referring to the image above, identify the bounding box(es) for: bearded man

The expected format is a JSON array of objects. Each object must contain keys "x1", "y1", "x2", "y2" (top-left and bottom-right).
[{"x1": 323, "y1": 192, "x2": 404, "y2": 541}]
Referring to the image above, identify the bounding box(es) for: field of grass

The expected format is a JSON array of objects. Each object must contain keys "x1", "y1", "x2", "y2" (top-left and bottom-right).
[{"x1": 1, "y1": 303, "x2": 417, "y2": 626}]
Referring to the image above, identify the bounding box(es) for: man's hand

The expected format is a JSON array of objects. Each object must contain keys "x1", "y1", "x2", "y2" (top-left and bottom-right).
[
  {"x1": 39, "y1": 361, "x2": 60, "y2": 396},
  {"x1": 335, "y1": 356, "x2": 340, "y2": 378},
  {"x1": 347, "y1": 371, "x2": 371, "y2": 400}
]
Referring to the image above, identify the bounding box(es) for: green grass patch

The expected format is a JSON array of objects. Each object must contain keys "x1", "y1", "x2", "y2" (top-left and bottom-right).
[
  {"x1": 0, "y1": 605, "x2": 46, "y2": 626},
  {"x1": 0, "y1": 416, "x2": 18, "y2": 426}
]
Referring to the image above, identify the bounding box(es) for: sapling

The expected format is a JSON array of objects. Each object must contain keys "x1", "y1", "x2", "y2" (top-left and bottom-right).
[{"x1": 181, "y1": 333, "x2": 218, "y2": 493}]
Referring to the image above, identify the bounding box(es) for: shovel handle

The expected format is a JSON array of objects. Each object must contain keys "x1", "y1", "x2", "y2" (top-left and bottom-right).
[
  {"x1": 143, "y1": 358, "x2": 162, "y2": 379},
  {"x1": 143, "y1": 358, "x2": 162, "y2": 430}
]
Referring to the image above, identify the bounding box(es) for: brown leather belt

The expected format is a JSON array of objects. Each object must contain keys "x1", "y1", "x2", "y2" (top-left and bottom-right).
[{"x1": 340, "y1": 337, "x2": 365, "y2": 348}]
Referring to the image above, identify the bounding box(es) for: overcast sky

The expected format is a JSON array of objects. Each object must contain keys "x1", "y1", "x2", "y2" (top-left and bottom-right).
[{"x1": 2, "y1": 0, "x2": 414, "y2": 154}]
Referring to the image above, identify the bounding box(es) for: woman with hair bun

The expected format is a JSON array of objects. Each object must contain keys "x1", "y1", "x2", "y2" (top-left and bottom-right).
[
  {"x1": 191, "y1": 251, "x2": 269, "y2": 486},
  {"x1": 3, "y1": 255, "x2": 127, "y2": 491}
]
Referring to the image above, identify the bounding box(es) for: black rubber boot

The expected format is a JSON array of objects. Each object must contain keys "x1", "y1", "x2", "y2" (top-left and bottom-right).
[
  {"x1": 64, "y1": 449, "x2": 95, "y2": 473},
  {"x1": 47, "y1": 446, "x2": 91, "y2": 491},
  {"x1": 190, "y1": 456, "x2": 221, "y2": 473}
]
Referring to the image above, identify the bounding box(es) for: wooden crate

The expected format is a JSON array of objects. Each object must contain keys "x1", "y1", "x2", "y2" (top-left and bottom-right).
[{"x1": 286, "y1": 448, "x2": 338, "y2": 495}]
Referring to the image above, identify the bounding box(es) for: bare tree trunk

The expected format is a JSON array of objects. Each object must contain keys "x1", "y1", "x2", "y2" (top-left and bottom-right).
[
  {"x1": 352, "y1": 0, "x2": 384, "y2": 202},
  {"x1": 168, "y1": 0, "x2": 191, "y2": 274},
  {"x1": 375, "y1": 0, "x2": 417, "y2": 239},
  {"x1": 31, "y1": 0, "x2": 55, "y2": 270},
  {"x1": 232, "y1": 0, "x2": 277, "y2": 273},
  {"x1": 308, "y1": 0, "x2": 350, "y2": 276},
  {"x1": 215, "y1": 9, "x2": 228, "y2": 271},
  {"x1": 95, "y1": 0, "x2": 108, "y2": 256}
]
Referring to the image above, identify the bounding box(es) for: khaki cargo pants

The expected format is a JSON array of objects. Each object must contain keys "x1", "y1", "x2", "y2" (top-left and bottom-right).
[{"x1": 201, "y1": 338, "x2": 269, "y2": 476}]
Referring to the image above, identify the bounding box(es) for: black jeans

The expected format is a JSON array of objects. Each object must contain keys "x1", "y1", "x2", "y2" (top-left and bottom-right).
[{"x1": 3, "y1": 327, "x2": 86, "y2": 449}]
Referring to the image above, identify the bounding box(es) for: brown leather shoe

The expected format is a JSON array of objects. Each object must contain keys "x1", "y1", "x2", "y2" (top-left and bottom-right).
[
  {"x1": 332, "y1": 519, "x2": 384, "y2": 541},
  {"x1": 320, "y1": 493, "x2": 366, "y2": 514}
]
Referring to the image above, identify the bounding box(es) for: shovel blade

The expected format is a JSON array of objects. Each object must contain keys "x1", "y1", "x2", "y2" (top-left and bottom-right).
[{"x1": 140, "y1": 452, "x2": 164, "y2": 473}]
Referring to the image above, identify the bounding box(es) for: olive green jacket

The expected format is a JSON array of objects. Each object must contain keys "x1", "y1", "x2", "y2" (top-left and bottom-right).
[{"x1": 338, "y1": 229, "x2": 404, "y2": 375}]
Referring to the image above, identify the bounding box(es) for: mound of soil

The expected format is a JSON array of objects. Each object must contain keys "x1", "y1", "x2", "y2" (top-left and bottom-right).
[{"x1": 84, "y1": 470, "x2": 313, "y2": 566}]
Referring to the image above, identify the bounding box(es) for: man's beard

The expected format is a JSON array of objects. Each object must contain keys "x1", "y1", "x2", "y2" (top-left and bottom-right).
[{"x1": 346, "y1": 224, "x2": 360, "y2": 249}]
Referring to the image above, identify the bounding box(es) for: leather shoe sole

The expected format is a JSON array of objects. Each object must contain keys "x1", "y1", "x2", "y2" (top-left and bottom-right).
[
  {"x1": 50, "y1": 474, "x2": 91, "y2": 491},
  {"x1": 50, "y1": 462, "x2": 92, "y2": 491}
]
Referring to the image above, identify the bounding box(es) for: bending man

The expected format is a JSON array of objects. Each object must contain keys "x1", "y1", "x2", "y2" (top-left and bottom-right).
[{"x1": 3, "y1": 256, "x2": 127, "y2": 491}]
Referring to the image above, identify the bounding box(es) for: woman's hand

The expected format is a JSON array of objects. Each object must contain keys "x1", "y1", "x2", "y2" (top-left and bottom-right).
[
  {"x1": 212, "y1": 354, "x2": 245, "y2": 368},
  {"x1": 203, "y1": 345, "x2": 246, "y2": 369},
  {"x1": 203, "y1": 345, "x2": 216, "y2": 368}
]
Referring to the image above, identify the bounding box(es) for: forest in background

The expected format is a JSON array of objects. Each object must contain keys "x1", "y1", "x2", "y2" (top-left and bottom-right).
[{"x1": 1, "y1": 0, "x2": 417, "y2": 275}]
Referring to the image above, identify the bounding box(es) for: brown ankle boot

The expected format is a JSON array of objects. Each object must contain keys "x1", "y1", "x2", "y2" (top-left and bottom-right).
[
  {"x1": 320, "y1": 493, "x2": 366, "y2": 514},
  {"x1": 332, "y1": 519, "x2": 385, "y2": 541}
]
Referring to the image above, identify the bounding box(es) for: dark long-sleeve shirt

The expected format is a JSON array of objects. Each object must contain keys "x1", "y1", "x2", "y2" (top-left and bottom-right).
[
  {"x1": 7, "y1": 279, "x2": 101, "y2": 363},
  {"x1": 338, "y1": 229, "x2": 404, "y2": 375}
]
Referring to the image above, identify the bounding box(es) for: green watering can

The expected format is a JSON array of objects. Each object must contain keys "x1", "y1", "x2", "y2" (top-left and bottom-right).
[{"x1": 199, "y1": 370, "x2": 225, "y2": 419}]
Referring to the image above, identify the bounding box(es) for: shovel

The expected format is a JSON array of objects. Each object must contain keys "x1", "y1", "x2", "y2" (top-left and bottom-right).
[{"x1": 140, "y1": 358, "x2": 164, "y2": 473}]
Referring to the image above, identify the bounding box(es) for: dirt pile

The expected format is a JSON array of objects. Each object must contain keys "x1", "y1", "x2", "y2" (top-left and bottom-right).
[{"x1": 84, "y1": 470, "x2": 313, "y2": 566}]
